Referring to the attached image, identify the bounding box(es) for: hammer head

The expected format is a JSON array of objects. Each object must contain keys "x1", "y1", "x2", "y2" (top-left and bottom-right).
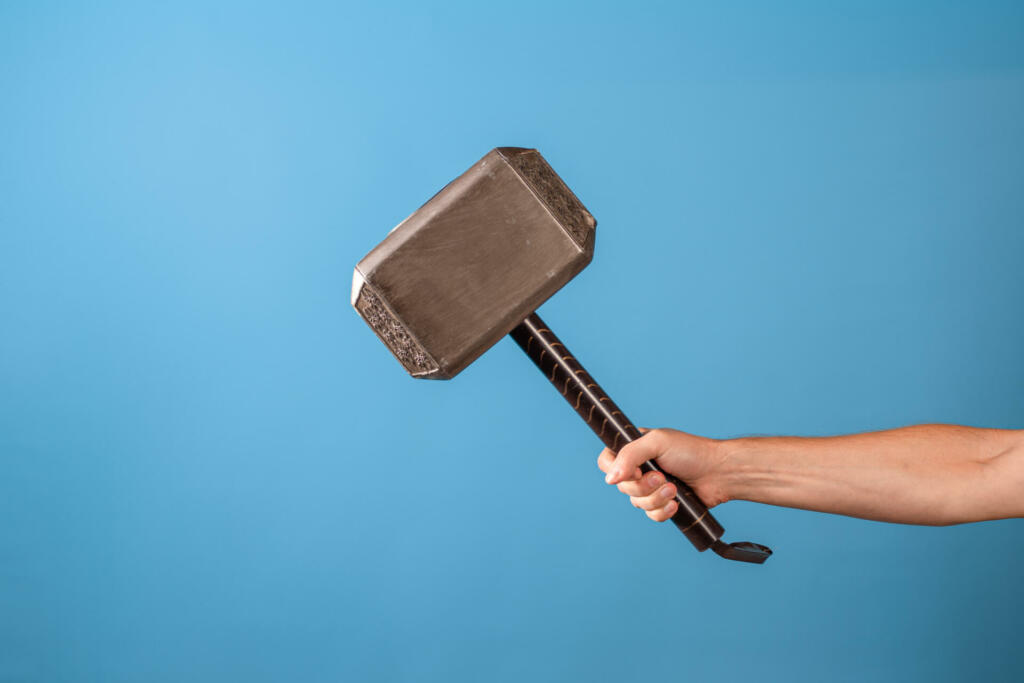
[{"x1": 352, "y1": 147, "x2": 596, "y2": 379}]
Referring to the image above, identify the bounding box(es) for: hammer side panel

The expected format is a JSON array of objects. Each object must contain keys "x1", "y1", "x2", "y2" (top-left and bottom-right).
[{"x1": 353, "y1": 148, "x2": 595, "y2": 379}]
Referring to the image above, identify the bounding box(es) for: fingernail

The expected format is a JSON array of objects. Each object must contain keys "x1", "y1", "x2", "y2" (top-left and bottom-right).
[
  {"x1": 648, "y1": 473, "x2": 663, "y2": 488},
  {"x1": 605, "y1": 469, "x2": 619, "y2": 484},
  {"x1": 660, "y1": 485, "x2": 675, "y2": 499}
]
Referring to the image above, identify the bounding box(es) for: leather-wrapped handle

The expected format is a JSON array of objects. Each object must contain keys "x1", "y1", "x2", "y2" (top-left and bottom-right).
[{"x1": 509, "y1": 312, "x2": 772, "y2": 563}]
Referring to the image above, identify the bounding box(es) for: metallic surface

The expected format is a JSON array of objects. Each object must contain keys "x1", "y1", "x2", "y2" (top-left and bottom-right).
[
  {"x1": 510, "y1": 313, "x2": 772, "y2": 563},
  {"x1": 352, "y1": 147, "x2": 595, "y2": 379}
]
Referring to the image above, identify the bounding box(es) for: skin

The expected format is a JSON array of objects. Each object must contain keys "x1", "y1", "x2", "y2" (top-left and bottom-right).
[{"x1": 598, "y1": 425, "x2": 1024, "y2": 526}]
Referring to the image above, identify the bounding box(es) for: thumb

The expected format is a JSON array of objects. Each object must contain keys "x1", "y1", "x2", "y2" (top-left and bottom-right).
[{"x1": 605, "y1": 430, "x2": 664, "y2": 485}]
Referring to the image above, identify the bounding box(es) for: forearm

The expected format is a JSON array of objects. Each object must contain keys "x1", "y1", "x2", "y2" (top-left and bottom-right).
[{"x1": 715, "y1": 424, "x2": 1024, "y2": 525}]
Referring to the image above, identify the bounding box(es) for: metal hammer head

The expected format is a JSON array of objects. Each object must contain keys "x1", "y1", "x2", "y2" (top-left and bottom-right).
[{"x1": 352, "y1": 148, "x2": 596, "y2": 379}]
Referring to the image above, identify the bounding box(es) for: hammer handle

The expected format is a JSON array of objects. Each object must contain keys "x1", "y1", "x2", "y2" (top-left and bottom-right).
[{"x1": 509, "y1": 312, "x2": 725, "y2": 552}]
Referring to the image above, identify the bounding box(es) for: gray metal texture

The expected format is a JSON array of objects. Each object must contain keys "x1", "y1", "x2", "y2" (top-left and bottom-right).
[{"x1": 352, "y1": 147, "x2": 596, "y2": 379}]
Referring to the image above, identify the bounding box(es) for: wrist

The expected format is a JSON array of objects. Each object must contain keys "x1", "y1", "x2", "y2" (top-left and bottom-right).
[{"x1": 709, "y1": 437, "x2": 763, "y2": 504}]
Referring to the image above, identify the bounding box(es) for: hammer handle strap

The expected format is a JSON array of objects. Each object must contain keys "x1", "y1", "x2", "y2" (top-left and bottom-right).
[{"x1": 509, "y1": 312, "x2": 724, "y2": 551}]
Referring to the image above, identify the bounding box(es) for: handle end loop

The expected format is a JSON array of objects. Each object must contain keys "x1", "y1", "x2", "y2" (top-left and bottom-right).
[{"x1": 711, "y1": 540, "x2": 773, "y2": 564}]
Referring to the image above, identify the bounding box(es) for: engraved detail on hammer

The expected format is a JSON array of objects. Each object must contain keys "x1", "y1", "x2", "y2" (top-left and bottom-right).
[
  {"x1": 499, "y1": 150, "x2": 595, "y2": 248},
  {"x1": 355, "y1": 288, "x2": 439, "y2": 375}
]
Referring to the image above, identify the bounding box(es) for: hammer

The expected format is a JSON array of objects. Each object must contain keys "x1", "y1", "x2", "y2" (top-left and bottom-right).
[{"x1": 352, "y1": 147, "x2": 771, "y2": 564}]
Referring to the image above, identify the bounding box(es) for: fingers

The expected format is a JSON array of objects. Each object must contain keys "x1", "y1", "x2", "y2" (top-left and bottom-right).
[
  {"x1": 596, "y1": 436, "x2": 679, "y2": 523},
  {"x1": 629, "y1": 480, "x2": 677, "y2": 512},
  {"x1": 604, "y1": 430, "x2": 665, "y2": 485},
  {"x1": 596, "y1": 448, "x2": 642, "y2": 481},
  {"x1": 617, "y1": 469, "x2": 664, "y2": 497},
  {"x1": 644, "y1": 500, "x2": 678, "y2": 522},
  {"x1": 629, "y1": 476, "x2": 678, "y2": 523}
]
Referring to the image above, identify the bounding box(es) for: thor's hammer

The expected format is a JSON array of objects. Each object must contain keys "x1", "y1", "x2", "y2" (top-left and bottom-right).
[{"x1": 352, "y1": 147, "x2": 771, "y2": 563}]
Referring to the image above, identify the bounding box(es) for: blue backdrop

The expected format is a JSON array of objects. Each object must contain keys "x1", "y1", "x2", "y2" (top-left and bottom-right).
[{"x1": 2, "y1": 2, "x2": 1022, "y2": 681}]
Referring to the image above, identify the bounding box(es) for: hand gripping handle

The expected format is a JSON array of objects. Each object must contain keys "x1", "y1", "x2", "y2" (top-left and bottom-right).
[{"x1": 509, "y1": 313, "x2": 772, "y2": 564}]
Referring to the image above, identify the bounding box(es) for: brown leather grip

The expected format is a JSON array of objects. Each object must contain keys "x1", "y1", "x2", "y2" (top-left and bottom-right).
[{"x1": 509, "y1": 312, "x2": 725, "y2": 551}]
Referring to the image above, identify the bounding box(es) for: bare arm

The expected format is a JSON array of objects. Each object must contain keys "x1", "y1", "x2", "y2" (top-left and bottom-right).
[{"x1": 599, "y1": 424, "x2": 1024, "y2": 526}]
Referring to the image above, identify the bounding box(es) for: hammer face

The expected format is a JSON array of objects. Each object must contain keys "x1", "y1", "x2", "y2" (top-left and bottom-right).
[{"x1": 353, "y1": 148, "x2": 596, "y2": 379}]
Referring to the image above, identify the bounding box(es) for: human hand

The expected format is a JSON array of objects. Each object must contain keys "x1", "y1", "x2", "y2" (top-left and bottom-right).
[{"x1": 596, "y1": 428, "x2": 730, "y2": 522}]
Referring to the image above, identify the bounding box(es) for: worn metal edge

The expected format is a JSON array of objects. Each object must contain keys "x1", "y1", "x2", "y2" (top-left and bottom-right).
[
  {"x1": 495, "y1": 147, "x2": 596, "y2": 251},
  {"x1": 352, "y1": 270, "x2": 443, "y2": 378}
]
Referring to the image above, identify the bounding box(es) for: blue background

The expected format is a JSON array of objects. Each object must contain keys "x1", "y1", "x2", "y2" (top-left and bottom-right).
[{"x1": 2, "y1": 2, "x2": 1023, "y2": 681}]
